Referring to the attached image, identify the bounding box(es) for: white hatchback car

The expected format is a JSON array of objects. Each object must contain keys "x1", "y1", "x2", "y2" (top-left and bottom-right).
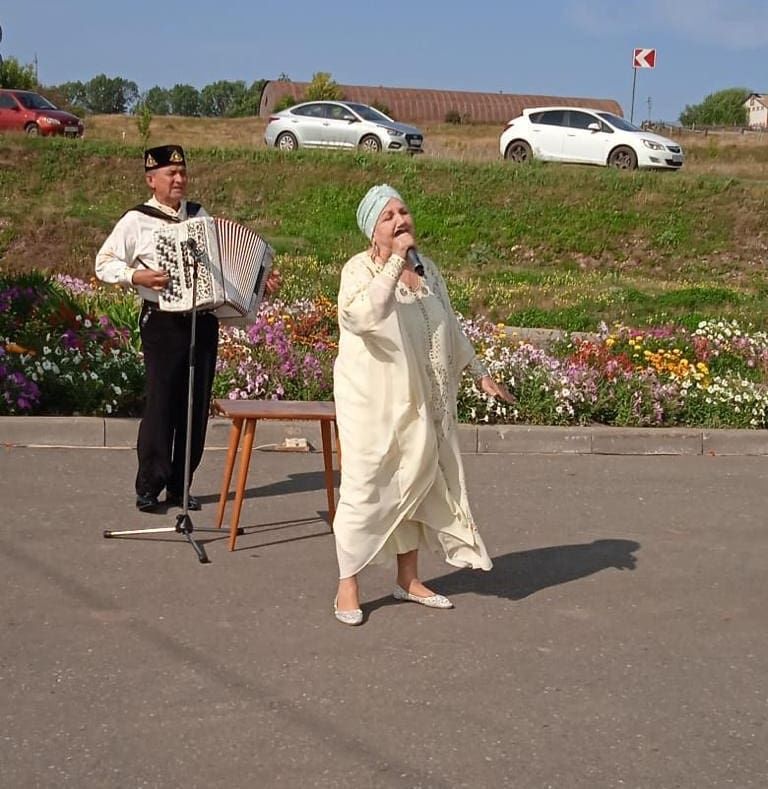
[{"x1": 500, "y1": 107, "x2": 684, "y2": 170}]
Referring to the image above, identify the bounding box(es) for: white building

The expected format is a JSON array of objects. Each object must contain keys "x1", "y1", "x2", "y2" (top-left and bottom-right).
[{"x1": 744, "y1": 93, "x2": 768, "y2": 128}]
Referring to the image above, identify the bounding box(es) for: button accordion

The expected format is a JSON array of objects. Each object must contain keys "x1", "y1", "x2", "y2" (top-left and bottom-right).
[{"x1": 153, "y1": 217, "x2": 273, "y2": 317}]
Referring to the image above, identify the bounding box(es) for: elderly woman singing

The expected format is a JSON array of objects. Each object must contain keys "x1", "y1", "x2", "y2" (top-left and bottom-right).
[{"x1": 332, "y1": 184, "x2": 512, "y2": 625}]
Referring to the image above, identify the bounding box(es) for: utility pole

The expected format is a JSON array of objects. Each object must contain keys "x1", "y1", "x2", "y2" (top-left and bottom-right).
[
  {"x1": 647, "y1": 96, "x2": 652, "y2": 124},
  {"x1": 33, "y1": 52, "x2": 38, "y2": 82}
]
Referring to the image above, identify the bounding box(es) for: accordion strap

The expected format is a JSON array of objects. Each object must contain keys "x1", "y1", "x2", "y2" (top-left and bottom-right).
[{"x1": 124, "y1": 201, "x2": 202, "y2": 223}]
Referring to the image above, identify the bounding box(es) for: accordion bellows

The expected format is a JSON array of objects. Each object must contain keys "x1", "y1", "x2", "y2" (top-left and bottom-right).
[{"x1": 154, "y1": 217, "x2": 273, "y2": 316}]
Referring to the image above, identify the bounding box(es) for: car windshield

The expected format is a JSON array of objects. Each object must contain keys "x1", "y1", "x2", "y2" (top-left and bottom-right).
[
  {"x1": 345, "y1": 103, "x2": 391, "y2": 123},
  {"x1": 597, "y1": 112, "x2": 641, "y2": 132},
  {"x1": 16, "y1": 92, "x2": 58, "y2": 110}
]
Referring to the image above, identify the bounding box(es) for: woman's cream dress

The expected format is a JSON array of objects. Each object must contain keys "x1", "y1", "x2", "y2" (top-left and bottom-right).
[{"x1": 332, "y1": 251, "x2": 493, "y2": 579}]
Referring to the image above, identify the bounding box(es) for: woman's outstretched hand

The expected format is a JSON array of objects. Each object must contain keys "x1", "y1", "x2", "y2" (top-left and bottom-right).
[{"x1": 478, "y1": 375, "x2": 514, "y2": 402}]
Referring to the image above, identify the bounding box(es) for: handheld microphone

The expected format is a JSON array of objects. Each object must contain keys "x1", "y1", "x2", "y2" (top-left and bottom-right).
[{"x1": 407, "y1": 248, "x2": 425, "y2": 277}]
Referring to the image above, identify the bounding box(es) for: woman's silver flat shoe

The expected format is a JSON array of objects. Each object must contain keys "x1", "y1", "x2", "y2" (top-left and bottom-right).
[
  {"x1": 393, "y1": 585, "x2": 454, "y2": 609},
  {"x1": 333, "y1": 596, "x2": 363, "y2": 626}
]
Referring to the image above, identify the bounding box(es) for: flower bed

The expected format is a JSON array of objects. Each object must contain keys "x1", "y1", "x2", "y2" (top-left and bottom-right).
[{"x1": 2, "y1": 273, "x2": 768, "y2": 429}]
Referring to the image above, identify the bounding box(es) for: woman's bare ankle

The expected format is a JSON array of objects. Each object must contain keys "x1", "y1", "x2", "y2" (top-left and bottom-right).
[
  {"x1": 336, "y1": 578, "x2": 360, "y2": 611},
  {"x1": 397, "y1": 578, "x2": 434, "y2": 597}
]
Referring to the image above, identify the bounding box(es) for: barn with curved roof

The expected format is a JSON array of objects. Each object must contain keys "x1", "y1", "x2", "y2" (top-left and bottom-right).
[{"x1": 259, "y1": 81, "x2": 623, "y2": 124}]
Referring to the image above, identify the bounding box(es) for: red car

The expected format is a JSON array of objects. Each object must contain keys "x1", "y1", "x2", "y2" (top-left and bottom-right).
[{"x1": 0, "y1": 89, "x2": 84, "y2": 137}]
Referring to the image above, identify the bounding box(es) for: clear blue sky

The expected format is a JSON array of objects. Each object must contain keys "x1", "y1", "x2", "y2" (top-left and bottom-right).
[{"x1": 2, "y1": 0, "x2": 767, "y2": 123}]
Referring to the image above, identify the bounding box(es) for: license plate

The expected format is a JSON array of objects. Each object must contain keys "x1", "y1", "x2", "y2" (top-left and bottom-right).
[
  {"x1": 410, "y1": 139, "x2": 422, "y2": 147},
  {"x1": 65, "y1": 126, "x2": 78, "y2": 133}
]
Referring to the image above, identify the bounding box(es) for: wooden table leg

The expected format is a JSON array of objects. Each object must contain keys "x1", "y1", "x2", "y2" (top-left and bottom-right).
[
  {"x1": 216, "y1": 417, "x2": 243, "y2": 529},
  {"x1": 320, "y1": 419, "x2": 336, "y2": 531},
  {"x1": 333, "y1": 419, "x2": 341, "y2": 470},
  {"x1": 229, "y1": 418, "x2": 257, "y2": 551}
]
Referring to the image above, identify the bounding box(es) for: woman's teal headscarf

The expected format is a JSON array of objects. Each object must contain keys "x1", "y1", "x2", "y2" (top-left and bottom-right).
[{"x1": 356, "y1": 184, "x2": 404, "y2": 240}]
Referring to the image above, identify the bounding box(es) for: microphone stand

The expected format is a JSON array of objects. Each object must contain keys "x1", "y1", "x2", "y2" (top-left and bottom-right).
[{"x1": 104, "y1": 236, "x2": 230, "y2": 563}]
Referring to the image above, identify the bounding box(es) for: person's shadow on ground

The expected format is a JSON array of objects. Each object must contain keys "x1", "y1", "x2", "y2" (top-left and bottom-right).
[{"x1": 366, "y1": 539, "x2": 640, "y2": 612}]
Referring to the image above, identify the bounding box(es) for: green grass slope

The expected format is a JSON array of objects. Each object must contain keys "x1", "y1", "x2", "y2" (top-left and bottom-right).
[{"x1": 2, "y1": 136, "x2": 768, "y2": 329}]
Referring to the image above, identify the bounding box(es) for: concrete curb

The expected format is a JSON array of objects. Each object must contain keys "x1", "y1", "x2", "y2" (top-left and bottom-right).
[{"x1": 3, "y1": 416, "x2": 768, "y2": 455}]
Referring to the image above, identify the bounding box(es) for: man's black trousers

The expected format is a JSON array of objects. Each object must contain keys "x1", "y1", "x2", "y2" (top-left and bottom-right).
[{"x1": 135, "y1": 303, "x2": 220, "y2": 498}]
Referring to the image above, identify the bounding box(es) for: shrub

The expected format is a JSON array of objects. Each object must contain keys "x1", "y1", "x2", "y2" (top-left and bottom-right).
[
  {"x1": 0, "y1": 273, "x2": 143, "y2": 415},
  {"x1": 273, "y1": 94, "x2": 297, "y2": 112}
]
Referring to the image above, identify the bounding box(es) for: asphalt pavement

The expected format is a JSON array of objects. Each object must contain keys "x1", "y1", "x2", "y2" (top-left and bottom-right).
[{"x1": 1, "y1": 445, "x2": 766, "y2": 788}]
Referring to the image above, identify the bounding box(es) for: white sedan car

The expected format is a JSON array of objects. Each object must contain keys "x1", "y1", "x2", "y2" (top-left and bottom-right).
[
  {"x1": 500, "y1": 106, "x2": 684, "y2": 170},
  {"x1": 264, "y1": 100, "x2": 424, "y2": 154}
]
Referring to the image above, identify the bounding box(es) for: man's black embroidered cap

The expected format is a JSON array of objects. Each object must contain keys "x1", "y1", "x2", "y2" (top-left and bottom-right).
[{"x1": 144, "y1": 145, "x2": 186, "y2": 171}]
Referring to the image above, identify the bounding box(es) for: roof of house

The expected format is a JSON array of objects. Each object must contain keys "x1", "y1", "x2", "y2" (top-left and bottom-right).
[
  {"x1": 745, "y1": 93, "x2": 768, "y2": 108},
  {"x1": 259, "y1": 81, "x2": 623, "y2": 124}
]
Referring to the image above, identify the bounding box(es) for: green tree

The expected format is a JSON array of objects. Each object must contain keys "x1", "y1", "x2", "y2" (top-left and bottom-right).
[
  {"x1": 55, "y1": 80, "x2": 88, "y2": 109},
  {"x1": 228, "y1": 79, "x2": 266, "y2": 117},
  {"x1": 142, "y1": 86, "x2": 170, "y2": 115},
  {"x1": 84, "y1": 74, "x2": 139, "y2": 114},
  {"x1": 168, "y1": 84, "x2": 201, "y2": 116},
  {"x1": 679, "y1": 87, "x2": 750, "y2": 127},
  {"x1": 0, "y1": 56, "x2": 37, "y2": 90},
  {"x1": 304, "y1": 71, "x2": 343, "y2": 101},
  {"x1": 200, "y1": 80, "x2": 247, "y2": 116},
  {"x1": 135, "y1": 102, "x2": 152, "y2": 148}
]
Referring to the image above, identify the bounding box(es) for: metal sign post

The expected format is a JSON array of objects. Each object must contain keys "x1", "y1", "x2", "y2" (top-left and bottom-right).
[{"x1": 631, "y1": 47, "x2": 656, "y2": 124}]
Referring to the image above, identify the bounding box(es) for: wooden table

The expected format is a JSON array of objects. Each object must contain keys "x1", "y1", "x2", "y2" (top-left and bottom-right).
[{"x1": 213, "y1": 399, "x2": 339, "y2": 550}]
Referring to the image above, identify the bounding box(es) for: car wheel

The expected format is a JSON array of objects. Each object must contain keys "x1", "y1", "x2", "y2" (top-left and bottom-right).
[
  {"x1": 608, "y1": 146, "x2": 638, "y2": 170},
  {"x1": 359, "y1": 135, "x2": 382, "y2": 154},
  {"x1": 275, "y1": 132, "x2": 298, "y2": 152},
  {"x1": 24, "y1": 122, "x2": 40, "y2": 137},
  {"x1": 504, "y1": 140, "x2": 532, "y2": 163}
]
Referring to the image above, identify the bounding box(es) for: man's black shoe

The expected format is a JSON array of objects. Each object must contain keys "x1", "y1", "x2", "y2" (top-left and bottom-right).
[
  {"x1": 165, "y1": 493, "x2": 202, "y2": 511},
  {"x1": 136, "y1": 493, "x2": 162, "y2": 512}
]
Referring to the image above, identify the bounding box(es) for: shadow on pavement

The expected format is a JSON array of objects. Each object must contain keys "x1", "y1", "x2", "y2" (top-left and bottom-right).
[
  {"x1": 366, "y1": 538, "x2": 641, "y2": 612},
  {"x1": 215, "y1": 469, "x2": 336, "y2": 502}
]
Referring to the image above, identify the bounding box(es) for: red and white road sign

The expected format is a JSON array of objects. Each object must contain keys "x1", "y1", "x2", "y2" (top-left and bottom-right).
[{"x1": 633, "y1": 48, "x2": 656, "y2": 69}]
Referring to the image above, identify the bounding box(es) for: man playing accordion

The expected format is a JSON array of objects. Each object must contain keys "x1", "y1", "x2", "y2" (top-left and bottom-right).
[{"x1": 95, "y1": 144, "x2": 277, "y2": 512}]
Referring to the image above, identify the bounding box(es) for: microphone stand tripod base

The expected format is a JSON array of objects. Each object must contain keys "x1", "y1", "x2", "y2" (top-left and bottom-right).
[
  {"x1": 175, "y1": 512, "x2": 209, "y2": 564},
  {"x1": 102, "y1": 514, "x2": 233, "y2": 564}
]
